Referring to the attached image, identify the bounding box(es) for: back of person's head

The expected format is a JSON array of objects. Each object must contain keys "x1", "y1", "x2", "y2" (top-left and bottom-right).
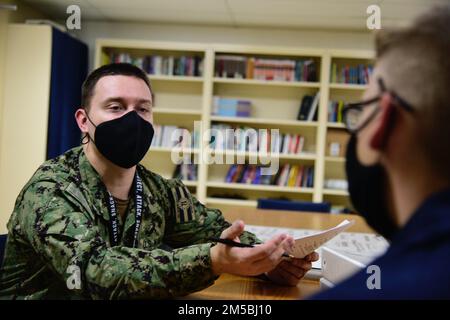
[{"x1": 374, "y1": 5, "x2": 450, "y2": 181}]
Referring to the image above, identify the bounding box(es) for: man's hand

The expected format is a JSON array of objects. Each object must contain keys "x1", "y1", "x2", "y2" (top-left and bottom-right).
[
  {"x1": 210, "y1": 220, "x2": 293, "y2": 277},
  {"x1": 265, "y1": 252, "x2": 320, "y2": 286}
]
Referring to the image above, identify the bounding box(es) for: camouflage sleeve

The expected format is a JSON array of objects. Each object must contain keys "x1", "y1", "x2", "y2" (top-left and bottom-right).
[
  {"x1": 163, "y1": 179, "x2": 262, "y2": 248},
  {"x1": 20, "y1": 181, "x2": 217, "y2": 299}
]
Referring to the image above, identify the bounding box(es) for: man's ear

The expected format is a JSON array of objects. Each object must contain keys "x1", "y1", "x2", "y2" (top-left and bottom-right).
[
  {"x1": 370, "y1": 94, "x2": 397, "y2": 150},
  {"x1": 75, "y1": 108, "x2": 89, "y2": 133}
]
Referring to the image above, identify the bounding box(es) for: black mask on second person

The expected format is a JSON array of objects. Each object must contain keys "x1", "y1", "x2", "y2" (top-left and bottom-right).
[
  {"x1": 345, "y1": 134, "x2": 398, "y2": 240},
  {"x1": 86, "y1": 111, "x2": 154, "y2": 169}
]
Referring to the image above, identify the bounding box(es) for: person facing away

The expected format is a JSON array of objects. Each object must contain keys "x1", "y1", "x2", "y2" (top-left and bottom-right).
[
  {"x1": 312, "y1": 6, "x2": 450, "y2": 299},
  {"x1": 0, "y1": 63, "x2": 318, "y2": 299}
]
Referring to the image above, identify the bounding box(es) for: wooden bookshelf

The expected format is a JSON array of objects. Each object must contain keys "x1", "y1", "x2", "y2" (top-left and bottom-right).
[
  {"x1": 95, "y1": 40, "x2": 374, "y2": 211},
  {"x1": 329, "y1": 83, "x2": 368, "y2": 90}
]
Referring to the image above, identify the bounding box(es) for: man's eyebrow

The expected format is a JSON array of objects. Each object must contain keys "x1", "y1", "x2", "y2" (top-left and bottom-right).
[
  {"x1": 137, "y1": 99, "x2": 153, "y2": 105},
  {"x1": 102, "y1": 97, "x2": 153, "y2": 105}
]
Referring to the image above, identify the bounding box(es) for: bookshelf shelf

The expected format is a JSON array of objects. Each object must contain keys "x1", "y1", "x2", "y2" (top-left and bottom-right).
[
  {"x1": 207, "y1": 181, "x2": 314, "y2": 194},
  {"x1": 149, "y1": 146, "x2": 200, "y2": 154},
  {"x1": 181, "y1": 180, "x2": 198, "y2": 187},
  {"x1": 147, "y1": 74, "x2": 204, "y2": 82},
  {"x1": 327, "y1": 122, "x2": 346, "y2": 129},
  {"x1": 153, "y1": 108, "x2": 202, "y2": 116},
  {"x1": 323, "y1": 189, "x2": 349, "y2": 196},
  {"x1": 96, "y1": 40, "x2": 373, "y2": 211},
  {"x1": 325, "y1": 156, "x2": 346, "y2": 163},
  {"x1": 329, "y1": 83, "x2": 368, "y2": 90},
  {"x1": 208, "y1": 149, "x2": 316, "y2": 161},
  {"x1": 213, "y1": 77, "x2": 320, "y2": 88},
  {"x1": 210, "y1": 115, "x2": 318, "y2": 128}
]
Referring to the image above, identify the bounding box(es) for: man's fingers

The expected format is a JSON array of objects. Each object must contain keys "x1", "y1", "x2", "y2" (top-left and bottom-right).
[
  {"x1": 288, "y1": 258, "x2": 313, "y2": 271},
  {"x1": 250, "y1": 237, "x2": 289, "y2": 273},
  {"x1": 282, "y1": 236, "x2": 295, "y2": 252},
  {"x1": 305, "y1": 252, "x2": 319, "y2": 262},
  {"x1": 279, "y1": 261, "x2": 305, "y2": 280},
  {"x1": 279, "y1": 271, "x2": 300, "y2": 286},
  {"x1": 221, "y1": 220, "x2": 245, "y2": 240},
  {"x1": 250, "y1": 234, "x2": 287, "y2": 260}
]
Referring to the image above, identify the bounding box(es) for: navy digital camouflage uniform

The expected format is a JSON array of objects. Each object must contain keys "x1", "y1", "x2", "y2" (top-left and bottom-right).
[{"x1": 0, "y1": 146, "x2": 260, "y2": 299}]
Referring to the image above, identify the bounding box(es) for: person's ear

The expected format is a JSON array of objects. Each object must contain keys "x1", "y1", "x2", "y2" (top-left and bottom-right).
[
  {"x1": 370, "y1": 93, "x2": 397, "y2": 150},
  {"x1": 75, "y1": 108, "x2": 89, "y2": 133}
]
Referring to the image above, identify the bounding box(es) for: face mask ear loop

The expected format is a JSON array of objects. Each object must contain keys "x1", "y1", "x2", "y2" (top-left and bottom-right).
[
  {"x1": 81, "y1": 133, "x2": 90, "y2": 145},
  {"x1": 83, "y1": 109, "x2": 97, "y2": 145}
]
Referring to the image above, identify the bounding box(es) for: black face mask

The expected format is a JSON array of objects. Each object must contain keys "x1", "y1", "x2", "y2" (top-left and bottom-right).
[
  {"x1": 86, "y1": 111, "x2": 154, "y2": 169},
  {"x1": 345, "y1": 134, "x2": 398, "y2": 240}
]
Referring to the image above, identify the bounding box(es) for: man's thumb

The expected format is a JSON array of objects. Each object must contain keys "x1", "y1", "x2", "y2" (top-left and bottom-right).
[{"x1": 221, "y1": 220, "x2": 245, "y2": 239}]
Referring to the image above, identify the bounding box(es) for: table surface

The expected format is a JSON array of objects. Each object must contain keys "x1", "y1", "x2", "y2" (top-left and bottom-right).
[{"x1": 184, "y1": 207, "x2": 374, "y2": 300}]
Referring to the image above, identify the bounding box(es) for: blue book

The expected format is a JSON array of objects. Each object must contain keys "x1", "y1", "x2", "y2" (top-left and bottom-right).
[{"x1": 225, "y1": 165, "x2": 237, "y2": 183}]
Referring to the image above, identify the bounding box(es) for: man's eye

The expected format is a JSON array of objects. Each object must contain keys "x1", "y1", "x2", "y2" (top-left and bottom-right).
[
  {"x1": 139, "y1": 107, "x2": 150, "y2": 113},
  {"x1": 110, "y1": 105, "x2": 123, "y2": 111}
]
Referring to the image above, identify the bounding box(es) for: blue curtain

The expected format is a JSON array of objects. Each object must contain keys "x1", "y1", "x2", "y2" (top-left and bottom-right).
[{"x1": 47, "y1": 28, "x2": 88, "y2": 159}]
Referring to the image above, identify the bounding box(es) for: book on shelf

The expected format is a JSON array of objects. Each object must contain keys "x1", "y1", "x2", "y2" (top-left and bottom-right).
[
  {"x1": 106, "y1": 52, "x2": 203, "y2": 76},
  {"x1": 330, "y1": 62, "x2": 373, "y2": 84},
  {"x1": 214, "y1": 55, "x2": 317, "y2": 82},
  {"x1": 151, "y1": 125, "x2": 199, "y2": 149},
  {"x1": 212, "y1": 96, "x2": 252, "y2": 117},
  {"x1": 328, "y1": 100, "x2": 346, "y2": 123},
  {"x1": 210, "y1": 124, "x2": 307, "y2": 155},
  {"x1": 172, "y1": 163, "x2": 198, "y2": 181},
  {"x1": 297, "y1": 92, "x2": 320, "y2": 121},
  {"x1": 224, "y1": 164, "x2": 314, "y2": 188}
]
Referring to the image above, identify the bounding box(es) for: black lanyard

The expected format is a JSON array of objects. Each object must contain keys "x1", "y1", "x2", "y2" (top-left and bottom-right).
[{"x1": 106, "y1": 173, "x2": 144, "y2": 248}]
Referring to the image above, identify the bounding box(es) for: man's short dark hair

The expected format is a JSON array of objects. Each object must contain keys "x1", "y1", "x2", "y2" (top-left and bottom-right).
[
  {"x1": 375, "y1": 5, "x2": 450, "y2": 180},
  {"x1": 81, "y1": 63, "x2": 153, "y2": 110}
]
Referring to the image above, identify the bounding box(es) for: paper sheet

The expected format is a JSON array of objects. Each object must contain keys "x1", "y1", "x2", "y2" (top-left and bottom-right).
[
  {"x1": 289, "y1": 220, "x2": 354, "y2": 258},
  {"x1": 246, "y1": 221, "x2": 389, "y2": 269}
]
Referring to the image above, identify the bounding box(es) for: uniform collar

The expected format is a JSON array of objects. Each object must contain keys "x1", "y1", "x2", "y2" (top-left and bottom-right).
[
  {"x1": 77, "y1": 147, "x2": 112, "y2": 222},
  {"x1": 391, "y1": 187, "x2": 450, "y2": 248}
]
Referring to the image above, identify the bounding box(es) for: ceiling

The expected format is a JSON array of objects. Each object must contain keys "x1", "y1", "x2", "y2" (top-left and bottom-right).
[{"x1": 19, "y1": 0, "x2": 450, "y2": 31}]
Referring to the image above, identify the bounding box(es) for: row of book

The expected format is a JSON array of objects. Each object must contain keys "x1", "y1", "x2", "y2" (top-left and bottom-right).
[
  {"x1": 330, "y1": 63, "x2": 373, "y2": 84},
  {"x1": 212, "y1": 97, "x2": 252, "y2": 117},
  {"x1": 215, "y1": 55, "x2": 318, "y2": 82},
  {"x1": 172, "y1": 163, "x2": 198, "y2": 181},
  {"x1": 225, "y1": 164, "x2": 314, "y2": 188},
  {"x1": 210, "y1": 124, "x2": 307, "y2": 154},
  {"x1": 151, "y1": 125, "x2": 199, "y2": 149},
  {"x1": 297, "y1": 92, "x2": 320, "y2": 121},
  {"x1": 327, "y1": 100, "x2": 346, "y2": 123},
  {"x1": 108, "y1": 52, "x2": 204, "y2": 76}
]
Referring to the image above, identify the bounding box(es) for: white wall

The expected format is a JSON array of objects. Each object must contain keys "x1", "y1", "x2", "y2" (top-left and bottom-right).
[{"x1": 76, "y1": 21, "x2": 374, "y2": 70}]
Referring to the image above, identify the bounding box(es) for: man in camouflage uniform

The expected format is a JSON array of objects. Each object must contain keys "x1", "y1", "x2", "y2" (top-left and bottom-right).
[{"x1": 0, "y1": 63, "x2": 317, "y2": 299}]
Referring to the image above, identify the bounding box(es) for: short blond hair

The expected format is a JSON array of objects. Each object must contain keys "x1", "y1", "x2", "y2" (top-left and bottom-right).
[{"x1": 375, "y1": 6, "x2": 450, "y2": 180}]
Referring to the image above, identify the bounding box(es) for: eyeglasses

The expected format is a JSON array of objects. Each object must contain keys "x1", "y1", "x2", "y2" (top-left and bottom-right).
[{"x1": 342, "y1": 78, "x2": 415, "y2": 133}]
